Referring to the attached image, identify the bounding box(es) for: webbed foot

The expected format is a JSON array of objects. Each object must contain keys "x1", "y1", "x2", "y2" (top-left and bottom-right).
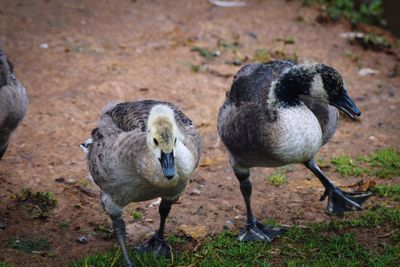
[
  {"x1": 321, "y1": 187, "x2": 372, "y2": 215},
  {"x1": 136, "y1": 235, "x2": 171, "y2": 257},
  {"x1": 238, "y1": 221, "x2": 285, "y2": 242}
]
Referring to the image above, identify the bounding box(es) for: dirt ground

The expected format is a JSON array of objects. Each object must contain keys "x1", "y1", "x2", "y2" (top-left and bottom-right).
[{"x1": 0, "y1": 0, "x2": 399, "y2": 266}]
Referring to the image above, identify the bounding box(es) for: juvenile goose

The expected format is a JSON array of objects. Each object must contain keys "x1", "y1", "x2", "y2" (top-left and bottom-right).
[
  {"x1": 0, "y1": 50, "x2": 28, "y2": 160},
  {"x1": 217, "y1": 60, "x2": 371, "y2": 242},
  {"x1": 85, "y1": 100, "x2": 201, "y2": 267}
]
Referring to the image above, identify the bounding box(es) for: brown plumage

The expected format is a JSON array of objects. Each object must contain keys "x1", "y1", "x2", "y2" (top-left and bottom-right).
[{"x1": 85, "y1": 100, "x2": 201, "y2": 266}]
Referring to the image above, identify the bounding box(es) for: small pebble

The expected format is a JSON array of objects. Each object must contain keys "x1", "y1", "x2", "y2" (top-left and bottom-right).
[
  {"x1": 0, "y1": 220, "x2": 6, "y2": 229},
  {"x1": 39, "y1": 43, "x2": 49, "y2": 49},
  {"x1": 190, "y1": 188, "x2": 201, "y2": 196},
  {"x1": 55, "y1": 177, "x2": 65, "y2": 183},
  {"x1": 77, "y1": 236, "x2": 88, "y2": 244}
]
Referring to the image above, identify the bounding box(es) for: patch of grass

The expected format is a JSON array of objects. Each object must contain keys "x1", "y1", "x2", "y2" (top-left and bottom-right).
[
  {"x1": 303, "y1": 0, "x2": 384, "y2": 26},
  {"x1": 74, "y1": 207, "x2": 399, "y2": 267},
  {"x1": 5, "y1": 238, "x2": 50, "y2": 253},
  {"x1": 190, "y1": 46, "x2": 221, "y2": 59},
  {"x1": 372, "y1": 184, "x2": 400, "y2": 201},
  {"x1": 253, "y1": 48, "x2": 271, "y2": 63},
  {"x1": 331, "y1": 148, "x2": 400, "y2": 179},
  {"x1": 331, "y1": 155, "x2": 367, "y2": 176},
  {"x1": 0, "y1": 263, "x2": 13, "y2": 267},
  {"x1": 348, "y1": 32, "x2": 391, "y2": 51},
  {"x1": 218, "y1": 39, "x2": 240, "y2": 50},
  {"x1": 58, "y1": 220, "x2": 70, "y2": 230},
  {"x1": 16, "y1": 188, "x2": 57, "y2": 219},
  {"x1": 276, "y1": 37, "x2": 295, "y2": 45},
  {"x1": 267, "y1": 172, "x2": 286, "y2": 186},
  {"x1": 165, "y1": 234, "x2": 186, "y2": 245},
  {"x1": 313, "y1": 207, "x2": 400, "y2": 231},
  {"x1": 253, "y1": 49, "x2": 298, "y2": 63},
  {"x1": 190, "y1": 64, "x2": 201, "y2": 73},
  {"x1": 364, "y1": 148, "x2": 400, "y2": 178},
  {"x1": 130, "y1": 209, "x2": 143, "y2": 221}
]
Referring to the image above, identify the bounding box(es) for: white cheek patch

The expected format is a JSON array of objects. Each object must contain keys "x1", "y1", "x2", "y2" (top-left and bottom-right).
[
  {"x1": 175, "y1": 141, "x2": 195, "y2": 176},
  {"x1": 310, "y1": 74, "x2": 328, "y2": 101}
]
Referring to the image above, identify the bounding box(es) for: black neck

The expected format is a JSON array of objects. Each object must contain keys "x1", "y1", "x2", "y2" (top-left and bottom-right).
[{"x1": 273, "y1": 66, "x2": 315, "y2": 107}]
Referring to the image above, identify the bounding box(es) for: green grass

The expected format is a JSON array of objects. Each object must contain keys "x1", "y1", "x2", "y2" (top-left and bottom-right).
[
  {"x1": 15, "y1": 188, "x2": 58, "y2": 219},
  {"x1": 73, "y1": 207, "x2": 400, "y2": 267},
  {"x1": 331, "y1": 155, "x2": 366, "y2": 176},
  {"x1": 190, "y1": 46, "x2": 221, "y2": 59},
  {"x1": 130, "y1": 209, "x2": 143, "y2": 221},
  {"x1": 0, "y1": 263, "x2": 13, "y2": 267},
  {"x1": 267, "y1": 173, "x2": 287, "y2": 186},
  {"x1": 5, "y1": 238, "x2": 50, "y2": 253},
  {"x1": 372, "y1": 184, "x2": 400, "y2": 201},
  {"x1": 363, "y1": 149, "x2": 400, "y2": 178},
  {"x1": 331, "y1": 148, "x2": 400, "y2": 179},
  {"x1": 303, "y1": 0, "x2": 384, "y2": 26},
  {"x1": 252, "y1": 49, "x2": 298, "y2": 63}
]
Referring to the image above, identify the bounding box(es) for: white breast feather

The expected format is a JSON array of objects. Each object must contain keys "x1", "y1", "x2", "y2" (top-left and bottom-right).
[{"x1": 275, "y1": 106, "x2": 322, "y2": 163}]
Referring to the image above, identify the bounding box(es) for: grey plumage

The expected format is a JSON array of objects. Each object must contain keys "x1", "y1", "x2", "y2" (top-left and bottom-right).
[
  {"x1": 0, "y1": 50, "x2": 28, "y2": 160},
  {"x1": 86, "y1": 100, "x2": 201, "y2": 266},
  {"x1": 88, "y1": 100, "x2": 201, "y2": 206},
  {"x1": 218, "y1": 61, "x2": 338, "y2": 168},
  {"x1": 217, "y1": 60, "x2": 370, "y2": 242}
]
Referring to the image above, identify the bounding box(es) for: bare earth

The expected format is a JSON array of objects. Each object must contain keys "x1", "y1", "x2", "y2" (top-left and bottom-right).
[{"x1": 0, "y1": 0, "x2": 399, "y2": 266}]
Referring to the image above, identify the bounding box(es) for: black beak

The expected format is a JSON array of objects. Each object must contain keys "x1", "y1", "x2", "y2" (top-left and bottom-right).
[
  {"x1": 159, "y1": 151, "x2": 175, "y2": 180},
  {"x1": 332, "y1": 89, "x2": 361, "y2": 119}
]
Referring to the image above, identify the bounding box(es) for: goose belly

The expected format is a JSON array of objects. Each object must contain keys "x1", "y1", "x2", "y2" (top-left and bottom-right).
[
  {"x1": 98, "y1": 171, "x2": 189, "y2": 207},
  {"x1": 274, "y1": 107, "x2": 322, "y2": 163}
]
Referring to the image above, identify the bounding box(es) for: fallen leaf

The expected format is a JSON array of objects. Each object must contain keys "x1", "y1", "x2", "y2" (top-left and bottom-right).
[{"x1": 177, "y1": 224, "x2": 208, "y2": 240}]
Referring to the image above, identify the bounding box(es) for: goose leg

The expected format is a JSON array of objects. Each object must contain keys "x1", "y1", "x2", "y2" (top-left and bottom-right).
[
  {"x1": 136, "y1": 198, "x2": 172, "y2": 257},
  {"x1": 234, "y1": 167, "x2": 284, "y2": 242},
  {"x1": 101, "y1": 192, "x2": 135, "y2": 267},
  {"x1": 305, "y1": 159, "x2": 372, "y2": 215},
  {"x1": 0, "y1": 142, "x2": 9, "y2": 160},
  {"x1": 113, "y1": 217, "x2": 135, "y2": 267}
]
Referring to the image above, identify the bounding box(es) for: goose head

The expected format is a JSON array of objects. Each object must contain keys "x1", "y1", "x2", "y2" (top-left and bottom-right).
[
  {"x1": 309, "y1": 64, "x2": 361, "y2": 119},
  {"x1": 273, "y1": 63, "x2": 361, "y2": 119},
  {"x1": 148, "y1": 105, "x2": 178, "y2": 180}
]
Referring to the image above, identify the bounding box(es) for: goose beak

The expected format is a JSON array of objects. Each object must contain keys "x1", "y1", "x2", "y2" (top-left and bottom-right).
[
  {"x1": 159, "y1": 151, "x2": 175, "y2": 179},
  {"x1": 332, "y1": 89, "x2": 361, "y2": 119}
]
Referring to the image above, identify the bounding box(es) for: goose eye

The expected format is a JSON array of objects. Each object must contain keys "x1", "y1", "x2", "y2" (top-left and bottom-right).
[{"x1": 153, "y1": 138, "x2": 158, "y2": 146}]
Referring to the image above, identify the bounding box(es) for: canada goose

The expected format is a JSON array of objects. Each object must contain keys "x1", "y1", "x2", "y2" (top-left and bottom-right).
[
  {"x1": 0, "y1": 50, "x2": 28, "y2": 229},
  {"x1": 84, "y1": 100, "x2": 201, "y2": 267},
  {"x1": 0, "y1": 50, "x2": 28, "y2": 160},
  {"x1": 217, "y1": 60, "x2": 371, "y2": 242}
]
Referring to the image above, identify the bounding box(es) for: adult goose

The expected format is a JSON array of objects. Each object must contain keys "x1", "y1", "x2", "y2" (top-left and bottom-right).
[
  {"x1": 0, "y1": 50, "x2": 28, "y2": 160},
  {"x1": 217, "y1": 60, "x2": 371, "y2": 242},
  {"x1": 84, "y1": 100, "x2": 201, "y2": 267},
  {"x1": 0, "y1": 50, "x2": 28, "y2": 229}
]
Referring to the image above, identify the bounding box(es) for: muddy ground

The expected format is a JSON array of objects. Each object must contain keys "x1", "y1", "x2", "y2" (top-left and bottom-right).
[{"x1": 0, "y1": 0, "x2": 399, "y2": 266}]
